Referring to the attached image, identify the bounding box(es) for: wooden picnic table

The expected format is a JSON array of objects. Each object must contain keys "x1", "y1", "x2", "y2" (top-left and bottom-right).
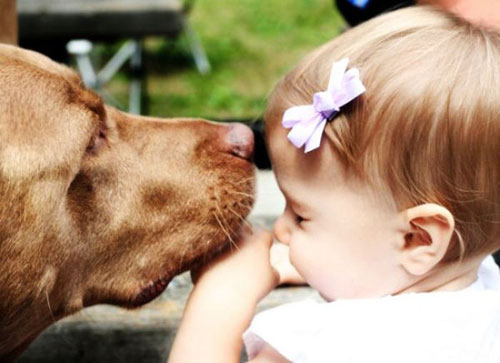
[{"x1": 18, "y1": 0, "x2": 186, "y2": 41}]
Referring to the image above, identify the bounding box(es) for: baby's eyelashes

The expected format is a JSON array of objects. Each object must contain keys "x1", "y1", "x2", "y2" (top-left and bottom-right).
[{"x1": 284, "y1": 202, "x2": 306, "y2": 224}]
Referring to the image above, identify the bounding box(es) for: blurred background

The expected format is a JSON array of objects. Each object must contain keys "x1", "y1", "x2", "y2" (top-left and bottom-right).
[
  {"x1": 112, "y1": 0, "x2": 344, "y2": 120},
  {"x1": 19, "y1": 0, "x2": 344, "y2": 121}
]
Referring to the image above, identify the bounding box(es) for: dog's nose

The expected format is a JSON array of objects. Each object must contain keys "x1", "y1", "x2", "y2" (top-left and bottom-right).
[{"x1": 224, "y1": 123, "x2": 254, "y2": 161}]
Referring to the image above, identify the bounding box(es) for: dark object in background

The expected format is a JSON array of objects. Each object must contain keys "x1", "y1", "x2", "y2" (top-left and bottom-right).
[
  {"x1": 251, "y1": 121, "x2": 271, "y2": 169},
  {"x1": 335, "y1": 0, "x2": 415, "y2": 26},
  {"x1": 494, "y1": 251, "x2": 500, "y2": 266}
]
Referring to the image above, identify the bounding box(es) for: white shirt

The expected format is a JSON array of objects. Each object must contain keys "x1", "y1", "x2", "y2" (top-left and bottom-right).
[{"x1": 244, "y1": 257, "x2": 500, "y2": 363}]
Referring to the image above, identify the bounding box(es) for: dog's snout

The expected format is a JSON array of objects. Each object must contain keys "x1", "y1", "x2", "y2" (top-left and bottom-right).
[{"x1": 224, "y1": 123, "x2": 254, "y2": 161}]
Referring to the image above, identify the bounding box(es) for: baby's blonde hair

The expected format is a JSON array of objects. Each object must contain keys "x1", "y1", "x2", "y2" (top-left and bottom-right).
[{"x1": 266, "y1": 6, "x2": 500, "y2": 262}]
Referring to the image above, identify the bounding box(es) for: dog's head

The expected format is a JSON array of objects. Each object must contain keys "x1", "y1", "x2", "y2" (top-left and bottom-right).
[{"x1": 0, "y1": 44, "x2": 255, "y2": 356}]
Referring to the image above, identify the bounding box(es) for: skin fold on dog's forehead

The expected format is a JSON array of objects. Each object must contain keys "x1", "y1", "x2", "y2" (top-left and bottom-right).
[{"x1": 0, "y1": 44, "x2": 107, "y2": 181}]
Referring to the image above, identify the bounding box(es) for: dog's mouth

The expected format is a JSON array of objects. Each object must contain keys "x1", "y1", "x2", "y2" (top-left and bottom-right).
[
  {"x1": 131, "y1": 276, "x2": 172, "y2": 307},
  {"x1": 128, "y1": 170, "x2": 255, "y2": 308},
  {"x1": 129, "y1": 232, "x2": 241, "y2": 308}
]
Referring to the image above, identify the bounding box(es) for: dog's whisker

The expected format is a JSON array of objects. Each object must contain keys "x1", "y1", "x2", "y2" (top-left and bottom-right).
[
  {"x1": 213, "y1": 210, "x2": 239, "y2": 251},
  {"x1": 227, "y1": 176, "x2": 254, "y2": 186},
  {"x1": 228, "y1": 176, "x2": 253, "y2": 183},
  {"x1": 45, "y1": 290, "x2": 56, "y2": 324},
  {"x1": 45, "y1": 290, "x2": 76, "y2": 347},
  {"x1": 221, "y1": 212, "x2": 239, "y2": 241},
  {"x1": 227, "y1": 206, "x2": 252, "y2": 228},
  {"x1": 234, "y1": 199, "x2": 254, "y2": 212},
  {"x1": 216, "y1": 192, "x2": 242, "y2": 234},
  {"x1": 218, "y1": 210, "x2": 239, "y2": 247},
  {"x1": 228, "y1": 190, "x2": 254, "y2": 199}
]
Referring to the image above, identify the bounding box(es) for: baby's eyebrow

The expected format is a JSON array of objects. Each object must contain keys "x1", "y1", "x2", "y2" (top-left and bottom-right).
[
  {"x1": 282, "y1": 193, "x2": 306, "y2": 213},
  {"x1": 275, "y1": 177, "x2": 308, "y2": 211}
]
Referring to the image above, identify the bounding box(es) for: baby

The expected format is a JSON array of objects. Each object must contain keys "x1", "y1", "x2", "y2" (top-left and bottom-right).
[{"x1": 169, "y1": 6, "x2": 500, "y2": 362}]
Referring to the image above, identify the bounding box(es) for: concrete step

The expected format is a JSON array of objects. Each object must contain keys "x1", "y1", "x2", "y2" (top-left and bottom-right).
[
  {"x1": 19, "y1": 171, "x2": 320, "y2": 362},
  {"x1": 19, "y1": 275, "x2": 319, "y2": 363}
]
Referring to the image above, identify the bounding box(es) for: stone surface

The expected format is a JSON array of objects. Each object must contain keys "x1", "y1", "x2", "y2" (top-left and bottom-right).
[
  {"x1": 19, "y1": 272, "x2": 320, "y2": 363},
  {"x1": 18, "y1": 171, "x2": 320, "y2": 362}
]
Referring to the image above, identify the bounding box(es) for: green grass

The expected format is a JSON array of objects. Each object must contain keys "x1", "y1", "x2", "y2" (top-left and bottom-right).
[{"x1": 106, "y1": 0, "x2": 344, "y2": 120}]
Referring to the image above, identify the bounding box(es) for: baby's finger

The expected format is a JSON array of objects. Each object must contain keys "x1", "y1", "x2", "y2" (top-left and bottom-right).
[
  {"x1": 270, "y1": 243, "x2": 306, "y2": 285},
  {"x1": 270, "y1": 265, "x2": 281, "y2": 288},
  {"x1": 253, "y1": 229, "x2": 273, "y2": 248}
]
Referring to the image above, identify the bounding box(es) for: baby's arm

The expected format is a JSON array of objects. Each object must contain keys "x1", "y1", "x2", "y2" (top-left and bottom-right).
[{"x1": 168, "y1": 230, "x2": 283, "y2": 363}]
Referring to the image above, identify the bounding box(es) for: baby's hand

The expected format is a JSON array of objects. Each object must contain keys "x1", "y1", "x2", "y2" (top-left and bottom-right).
[{"x1": 191, "y1": 229, "x2": 279, "y2": 304}]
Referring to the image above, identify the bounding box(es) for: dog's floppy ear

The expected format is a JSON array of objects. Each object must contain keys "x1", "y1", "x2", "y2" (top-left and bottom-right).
[{"x1": 398, "y1": 203, "x2": 455, "y2": 276}]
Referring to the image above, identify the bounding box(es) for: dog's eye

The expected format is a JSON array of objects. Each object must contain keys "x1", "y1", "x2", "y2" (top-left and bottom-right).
[{"x1": 86, "y1": 129, "x2": 107, "y2": 155}]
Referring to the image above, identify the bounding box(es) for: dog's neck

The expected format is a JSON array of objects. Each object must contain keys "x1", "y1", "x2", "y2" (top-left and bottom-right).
[
  {"x1": 0, "y1": 293, "x2": 85, "y2": 361},
  {"x1": 0, "y1": 308, "x2": 57, "y2": 361},
  {"x1": 0, "y1": 265, "x2": 84, "y2": 361}
]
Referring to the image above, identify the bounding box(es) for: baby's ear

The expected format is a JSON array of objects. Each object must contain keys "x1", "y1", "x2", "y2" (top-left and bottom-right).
[{"x1": 399, "y1": 203, "x2": 455, "y2": 276}]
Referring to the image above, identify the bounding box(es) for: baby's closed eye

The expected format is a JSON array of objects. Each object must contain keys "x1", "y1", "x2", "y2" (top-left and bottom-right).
[{"x1": 296, "y1": 214, "x2": 304, "y2": 224}]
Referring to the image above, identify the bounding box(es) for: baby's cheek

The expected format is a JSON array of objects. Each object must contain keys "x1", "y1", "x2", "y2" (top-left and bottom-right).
[
  {"x1": 288, "y1": 242, "x2": 304, "y2": 272},
  {"x1": 289, "y1": 240, "x2": 316, "y2": 282}
]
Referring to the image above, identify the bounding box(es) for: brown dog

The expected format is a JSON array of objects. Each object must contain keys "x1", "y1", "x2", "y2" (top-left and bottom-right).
[{"x1": 0, "y1": 44, "x2": 255, "y2": 361}]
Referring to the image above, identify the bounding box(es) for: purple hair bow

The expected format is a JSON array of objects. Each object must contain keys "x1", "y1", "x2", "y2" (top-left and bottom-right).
[{"x1": 282, "y1": 58, "x2": 366, "y2": 153}]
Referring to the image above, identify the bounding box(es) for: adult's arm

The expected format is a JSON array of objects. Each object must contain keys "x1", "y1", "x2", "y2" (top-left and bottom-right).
[
  {"x1": 0, "y1": 0, "x2": 17, "y2": 45},
  {"x1": 419, "y1": 0, "x2": 500, "y2": 29}
]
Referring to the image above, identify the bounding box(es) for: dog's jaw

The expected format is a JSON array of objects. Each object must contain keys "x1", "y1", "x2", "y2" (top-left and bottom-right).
[
  {"x1": 0, "y1": 267, "x2": 85, "y2": 362},
  {"x1": 131, "y1": 276, "x2": 172, "y2": 307}
]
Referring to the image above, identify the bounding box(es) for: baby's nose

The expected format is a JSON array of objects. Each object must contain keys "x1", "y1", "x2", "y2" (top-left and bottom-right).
[
  {"x1": 273, "y1": 216, "x2": 291, "y2": 245},
  {"x1": 222, "y1": 123, "x2": 254, "y2": 161}
]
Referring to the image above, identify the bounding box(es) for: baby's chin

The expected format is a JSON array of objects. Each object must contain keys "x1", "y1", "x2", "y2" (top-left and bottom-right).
[
  {"x1": 314, "y1": 287, "x2": 337, "y2": 302},
  {"x1": 317, "y1": 288, "x2": 389, "y2": 302},
  {"x1": 319, "y1": 292, "x2": 335, "y2": 302}
]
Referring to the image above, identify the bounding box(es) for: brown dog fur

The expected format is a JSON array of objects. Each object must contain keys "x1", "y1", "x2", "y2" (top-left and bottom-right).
[
  {"x1": 0, "y1": 44, "x2": 255, "y2": 361},
  {"x1": 0, "y1": 0, "x2": 17, "y2": 45}
]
